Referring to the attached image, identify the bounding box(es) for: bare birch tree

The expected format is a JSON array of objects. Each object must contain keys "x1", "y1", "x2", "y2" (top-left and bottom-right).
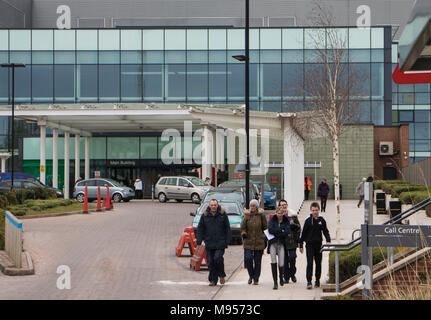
[{"x1": 290, "y1": 3, "x2": 368, "y2": 241}]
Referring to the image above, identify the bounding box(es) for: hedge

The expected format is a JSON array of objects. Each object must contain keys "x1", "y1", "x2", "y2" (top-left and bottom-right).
[
  {"x1": 390, "y1": 185, "x2": 429, "y2": 198},
  {"x1": 328, "y1": 245, "x2": 398, "y2": 284}
]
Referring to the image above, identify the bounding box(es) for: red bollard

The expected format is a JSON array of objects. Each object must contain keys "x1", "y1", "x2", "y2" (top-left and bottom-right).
[
  {"x1": 105, "y1": 186, "x2": 111, "y2": 210},
  {"x1": 97, "y1": 186, "x2": 102, "y2": 212},
  {"x1": 82, "y1": 185, "x2": 89, "y2": 214},
  {"x1": 176, "y1": 232, "x2": 196, "y2": 257},
  {"x1": 190, "y1": 244, "x2": 208, "y2": 271}
]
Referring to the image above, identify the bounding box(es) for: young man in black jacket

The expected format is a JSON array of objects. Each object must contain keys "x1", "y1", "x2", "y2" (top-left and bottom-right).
[
  {"x1": 196, "y1": 199, "x2": 232, "y2": 286},
  {"x1": 299, "y1": 202, "x2": 331, "y2": 289}
]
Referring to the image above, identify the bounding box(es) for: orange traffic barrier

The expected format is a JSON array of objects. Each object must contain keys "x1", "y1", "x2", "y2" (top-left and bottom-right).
[
  {"x1": 184, "y1": 226, "x2": 197, "y2": 247},
  {"x1": 190, "y1": 244, "x2": 208, "y2": 271},
  {"x1": 82, "y1": 185, "x2": 89, "y2": 214},
  {"x1": 176, "y1": 232, "x2": 196, "y2": 257},
  {"x1": 105, "y1": 186, "x2": 111, "y2": 210},
  {"x1": 96, "y1": 186, "x2": 102, "y2": 212}
]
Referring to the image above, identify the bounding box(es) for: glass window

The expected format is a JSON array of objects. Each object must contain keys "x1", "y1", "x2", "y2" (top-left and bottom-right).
[
  {"x1": 415, "y1": 123, "x2": 430, "y2": 140},
  {"x1": 392, "y1": 110, "x2": 398, "y2": 124},
  {"x1": 371, "y1": 49, "x2": 384, "y2": 62},
  {"x1": 371, "y1": 63, "x2": 384, "y2": 100},
  {"x1": 261, "y1": 29, "x2": 281, "y2": 49},
  {"x1": 304, "y1": 50, "x2": 320, "y2": 63},
  {"x1": 90, "y1": 137, "x2": 106, "y2": 159},
  {"x1": 349, "y1": 49, "x2": 371, "y2": 62},
  {"x1": 143, "y1": 51, "x2": 163, "y2": 64},
  {"x1": 356, "y1": 101, "x2": 371, "y2": 123},
  {"x1": 54, "y1": 65, "x2": 75, "y2": 102},
  {"x1": 282, "y1": 29, "x2": 303, "y2": 49},
  {"x1": 392, "y1": 44, "x2": 398, "y2": 64},
  {"x1": 260, "y1": 50, "x2": 281, "y2": 63},
  {"x1": 328, "y1": 28, "x2": 349, "y2": 48},
  {"x1": 261, "y1": 101, "x2": 281, "y2": 112},
  {"x1": 158, "y1": 178, "x2": 167, "y2": 185},
  {"x1": 187, "y1": 29, "x2": 207, "y2": 50},
  {"x1": 304, "y1": 29, "x2": 325, "y2": 49},
  {"x1": 415, "y1": 140, "x2": 431, "y2": 152},
  {"x1": 99, "y1": 65, "x2": 120, "y2": 102},
  {"x1": 99, "y1": 51, "x2": 120, "y2": 64},
  {"x1": 414, "y1": 84, "x2": 430, "y2": 92},
  {"x1": 282, "y1": 64, "x2": 303, "y2": 100},
  {"x1": 166, "y1": 64, "x2": 185, "y2": 101},
  {"x1": 250, "y1": 64, "x2": 259, "y2": 101},
  {"x1": 250, "y1": 49, "x2": 259, "y2": 63},
  {"x1": 55, "y1": 51, "x2": 75, "y2": 64},
  {"x1": 227, "y1": 29, "x2": 244, "y2": 50},
  {"x1": 121, "y1": 51, "x2": 142, "y2": 64},
  {"x1": 32, "y1": 51, "x2": 53, "y2": 64},
  {"x1": 399, "y1": 111, "x2": 413, "y2": 122},
  {"x1": 250, "y1": 29, "x2": 259, "y2": 50},
  {"x1": 77, "y1": 51, "x2": 98, "y2": 64},
  {"x1": 166, "y1": 178, "x2": 177, "y2": 186},
  {"x1": 140, "y1": 137, "x2": 157, "y2": 159},
  {"x1": 10, "y1": 30, "x2": 31, "y2": 50},
  {"x1": 165, "y1": 51, "x2": 185, "y2": 63},
  {"x1": 32, "y1": 65, "x2": 53, "y2": 103},
  {"x1": 0, "y1": 51, "x2": 8, "y2": 64},
  {"x1": 209, "y1": 29, "x2": 226, "y2": 50},
  {"x1": 107, "y1": 137, "x2": 139, "y2": 159},
  {"x1": 54, "y1": 30, "x2": 75, "y2": 50},
  {"x1": 227, "y1": 64, "x2": 244, "y2": 101},
  {"x1": 372, "y1": 101, "x2": 384, "y2": 125},
  {"x1": 32, "y1": 30, "x2": 53, "y2": 50},
  {"x1": 143, "y1": 64, "x2": 163, "y2": 102},
  {"x1": 178, "y1": 178, "x2": 189, "y2": 187},
  {"x1": 121, "y1": 30, "x2": 141, "y2": 50},
  {"x1": 209, "y1": 50, "x2": 226, "y2": 63},
  {"x1": 187, "y1": 64, "x2": 208, "y2": 102},
  {"x1": 262, "y1": 64, "x2": 281, "y2": 101},
  {"x1": 0, "y1": 30, "x2": 9, "y2": 50},
  {"x1": 143, "y1": 30, "x2": 164, "y2": 50},
  {"x1": 99, "y1": 30, "x2": 120, "y2": 50},
  {"x1": 415, "y1": 110, "x2": 430, "y2": 123},
  {"x1": 209, "y1": 64, "x2": 227, "y2": 102},
  {"x1": 187, "y1": 51, "x2": 208, "y2": 64},
  {"x1": 228, "y1": 50, "x2": 245, "y2": 63},
  {"x1": 349, "y1": 28, "x2": 370, "y2": 48},
  {"x1": 10, "y1": 51, "x2": 31, "y2": 64},
  {"x1": 282, "y1": 50, "x2": 303, "y2": 63},
  {"x1": 415, "y1": 93, "x2": 430, "y2": 105},
  {"x1": 121, "y1": 65, "x2": 142, "y2": 102},
  {"x1": 77, "y1": 30, "x2": 98, "y2": 50},
  {"x1": 0, "y1": 68, "x2": 8, "y2": 103},
  {"x1": 349, "y1": 63, "x2": 370, "y2": 99},
  {"x1": 399, "y1": 84, "x2": 414, "y2": 92},
  {"x1": 14, "y1": 66, "x2": 31, "y2": 103},
  {"x1": 371, "y1": 28, "x2": 384, "y2": 48},
  {"x1": 399, "y1": 93, "x2": 414, "y2": 104},
  {"x1": 283, "y1": 101, "x2": 304, "y2": 112},
  {"x1": 165, "y1": 30, "x2": 186, "y2": 50},
  {"x1": 77, "y1": 65, "x2": 97, "y2": 102}
]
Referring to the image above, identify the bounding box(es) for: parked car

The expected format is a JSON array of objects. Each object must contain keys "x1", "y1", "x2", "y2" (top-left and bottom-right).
[
  {"x1": 203, "y1": 188, "x2": 246, "y2": 207},
  {"x1": 218, "y1": 179, "x2": 260, "y2": 202},
  {"x1": 154, "y1": 176, "x2": 212, "y2": 203},
  {"x1": 0, "y1": 172, "x2": 36, "y2": 181},
  {"x1": 0, "y1": 178, "x2": 64, "y2": 198},
  {"x1": 190, "y1": 199, "x2": 244, "y2": 245},
  {"x1": 73, "y1": 178, "x2": 134, "y2": 203},
  {"x1": 253, "y1": 181, "x2": 277, "y2": 209}
]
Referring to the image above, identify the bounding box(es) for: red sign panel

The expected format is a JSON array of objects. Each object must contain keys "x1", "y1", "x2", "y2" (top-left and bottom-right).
[
  {"x1": 392, "y1": 64, "x2": 431, "y2": 84},
  {"x1": 233, "y1": 172, "x2": 243, "y2": 179},
  {"x1": 270, "y1": 175, "x2": 279, "y2": 184}
]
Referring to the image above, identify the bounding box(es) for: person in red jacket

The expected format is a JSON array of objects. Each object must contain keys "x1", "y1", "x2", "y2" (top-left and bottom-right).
[{"x1": 304, "y1": 177, "x2": 312, "y2": 200}]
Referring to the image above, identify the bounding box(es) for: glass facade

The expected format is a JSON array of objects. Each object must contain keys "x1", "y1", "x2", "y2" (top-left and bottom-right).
[{"x1": 392, "y1": 43, "x2": 431, "y2": 163}]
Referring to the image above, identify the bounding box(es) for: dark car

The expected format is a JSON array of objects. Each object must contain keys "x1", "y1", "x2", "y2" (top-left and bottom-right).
[
  {"x1": 0, "y1": 179, "x2": 64, "y2": 198},
  {"x1": 203, "y1": 187, "x2": 246, "y2": 207},
  {"x1": 218, "y1": 179, "x2": 260, "y2": 202}
]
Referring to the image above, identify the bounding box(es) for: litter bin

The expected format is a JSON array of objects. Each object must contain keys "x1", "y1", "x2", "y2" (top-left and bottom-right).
[
  {"x1": 389, "y1": 200, "x2": 402, "y2": 221},
  {"x1": 376, "y1": 192, "x2": 386, "y2": 215}
]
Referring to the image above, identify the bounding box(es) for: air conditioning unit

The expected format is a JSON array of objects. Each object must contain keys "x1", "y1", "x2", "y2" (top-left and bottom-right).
[{"x1": 379, "y1": 142, "x2": 394, "y2": 156}]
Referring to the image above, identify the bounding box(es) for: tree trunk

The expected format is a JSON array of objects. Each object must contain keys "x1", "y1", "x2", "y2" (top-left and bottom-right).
[{"x1": 332, "y1": 135, "x2": 341, "y2": 242}]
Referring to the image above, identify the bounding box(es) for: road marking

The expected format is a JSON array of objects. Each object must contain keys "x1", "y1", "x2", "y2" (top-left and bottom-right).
[{"x1": 156, "y1": 280, "x2": 247, "y2": 286}]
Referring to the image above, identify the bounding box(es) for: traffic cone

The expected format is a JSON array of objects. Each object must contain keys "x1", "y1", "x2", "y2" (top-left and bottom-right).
[
  {"x1": 97, "y1": 186, "x2": 102, "y2": 212},
  {"x1": 105, "y1": 186, "x2": 111, "y2": 210},
  {"x1": 82, "y1": 185, "x2": 88, "y2": 214}
]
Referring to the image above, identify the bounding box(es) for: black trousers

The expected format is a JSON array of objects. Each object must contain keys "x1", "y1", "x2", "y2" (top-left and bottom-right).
[
  {"x1": 304, "y1": 190, "x2": 310, "y2": 200},
  {"x1": 284, "y1": 248, "x2": 297, "y2": 280},
  {"x1": 206, "y1": 249, "x2": 226, "y2": 284},
  {"x1": 358, "y1": 195, "x2": 364, "y2": 207},
  {"x1": 244, "y1": 249, "x2": 263, "y2": 282},
  {"x1": 305, "y1": 243, "x2": 322, "y2": 283},
  {"x1": 320, "y1": 196, "x2": 328, "y2": 212}
]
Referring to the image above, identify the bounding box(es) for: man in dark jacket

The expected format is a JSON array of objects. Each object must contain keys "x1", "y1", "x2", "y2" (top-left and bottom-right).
[
  {"x1": 317, "y1": 179, "x2": 330, "y2": 212},
  {"x1": 196, "y1": 199, "x2": 232, "y2": 286},
  {"x1": 299, "y1": 202, "x2": 331, "y2": 289}
]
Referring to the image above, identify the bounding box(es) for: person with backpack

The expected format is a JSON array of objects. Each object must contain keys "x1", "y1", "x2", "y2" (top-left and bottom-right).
[
  {"x1": 240, "y1": 199, "x2": 267, "y2": 285},
  {"x1": 317, "y1": 179, "x2": 330, "y2": 212}
]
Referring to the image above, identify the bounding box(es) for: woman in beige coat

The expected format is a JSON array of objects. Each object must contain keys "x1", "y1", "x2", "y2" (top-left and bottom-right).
[{"x1": 240, "y1": 199, "x2": 268, "y2": 285}]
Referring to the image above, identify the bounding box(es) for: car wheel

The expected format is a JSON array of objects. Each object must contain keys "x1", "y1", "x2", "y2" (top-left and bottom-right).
[
  {"x1": 191, "y1": 193, "x2": 200, "y2": 203},
  {"x1": 76, "y1": 193, "x2": 85, "y2": 203},
  {"x1": 176, "y1": 199, "x2": 183, "y2": 203},
  {"x1": 158, "y1": 192, "x2": 167, "y2": 203},
  {"x1": 112, "y1": 193, "x2": 122, "y2": 203}
]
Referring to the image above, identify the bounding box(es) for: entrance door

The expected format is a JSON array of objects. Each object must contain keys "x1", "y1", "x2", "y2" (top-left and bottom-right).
[
  {"x1": 108, "y1": 167, "x2": 135, "y2": 188},
  {"x1": 383, "y1": 167, "x2": 397, "y2": 180}
]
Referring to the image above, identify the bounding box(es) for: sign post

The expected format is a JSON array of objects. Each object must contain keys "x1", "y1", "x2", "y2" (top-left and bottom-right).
[{"x1": 361, "y1": 182, "x2": 374, "y2": 300}]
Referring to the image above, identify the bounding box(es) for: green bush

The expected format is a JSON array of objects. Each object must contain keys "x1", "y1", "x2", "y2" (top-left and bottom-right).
[
  {"x1": 0, "y1": 212, "x2": 4, "y2": 250},
  {"x1": 328, "y1": 245, "x2": 398, "y2": 284},
  {"x1": 390, "y1": 185, "x2": 429, "y2": 198},
  {"x1": 374, "y1": 180, "x2": 385, "y2": 190},
  {"x1": 399, "y1": 190, "x2": 431, "y2": 205},
  {"x1": 2, "y1": 192, "x2": 17, "y2": 206}
]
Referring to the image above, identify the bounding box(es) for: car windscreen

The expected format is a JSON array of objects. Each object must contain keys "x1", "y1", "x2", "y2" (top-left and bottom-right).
[
  {"x1": 205, "y1": 192, "x2": 243, "y2": 203},
  {"x1": 105, "y1": 179, "x2": 123, "y2": 187},
  {"x1": 199, "y1": 203, "x2": 240, "y2": 216},
  {"x1": 188, "y1": 177, "x2": 206, "y2": 186},
  {"x1": 254, "y1": 183, "x2": 272, "y2": 192}
]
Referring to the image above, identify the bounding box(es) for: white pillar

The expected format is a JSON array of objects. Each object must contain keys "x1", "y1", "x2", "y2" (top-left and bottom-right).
[
  {"x1": 216, "y1": 129, "x2": 225, "y2": 171},
  {"x1": 85, "y1": 136, "x2": 90, "y2": 180},
  {"x1": 283, "y1": 118, "x2": 304, "y2": 213},
  {"x1": 201, "y1": 125, "x2": 213, "y2": 183},
  {"x1": 75, "y1": 134, "x2": 80, "y2": 183},
  {"x1": 64, "y1": 131, "x2": 70, "y2": 199},
  {"x1": 40, "y1": 125, "x2": 46, "y2": 184},
  {"x1": 52, "y1": 128, "x2": 58, "y2": 188},
  {"x1": 1, "y1": 158, "x2": 5, "y2": 173}
]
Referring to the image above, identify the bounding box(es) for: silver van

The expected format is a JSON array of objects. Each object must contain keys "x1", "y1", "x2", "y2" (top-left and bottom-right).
[
  {"x1": 73, "y1": 178, "x2": 135, "y2": 203},
  {"x1": 155, "y1": 176, "x2": 212, "y2": 203}
]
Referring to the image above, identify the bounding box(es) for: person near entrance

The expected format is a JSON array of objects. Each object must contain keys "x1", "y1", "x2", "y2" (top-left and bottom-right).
[
  {"x1": 196, "y1": 199, "x2": 232, "y2": 286},
  {"x1": 355, "y1": 177, "x2": 366, "y2": 208},
  {"x1": 241, "y1": 199, "x2": 267, "y2": 286},
  {"x1": 304, "y1": 176, "x2": 312, "y2": 200},
  {"x1": 299, "y1": 202, "x2": 331, "y2": 290},
  {"x1": 317, "y1": 179, "x2": 330, "y2": 212},
  {"x1": 134, "y1": 178, "x2": 143, "y2": 199},
  {"x1": 279, "y1": 199, "x2": 301, "y2": 284}
]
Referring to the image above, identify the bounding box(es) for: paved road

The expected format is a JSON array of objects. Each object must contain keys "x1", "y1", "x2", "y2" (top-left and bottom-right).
[{"x1": 0, "y1": 201, "x2": 243, "y2": 300}]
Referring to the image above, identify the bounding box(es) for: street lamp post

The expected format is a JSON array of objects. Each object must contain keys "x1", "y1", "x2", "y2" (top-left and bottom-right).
[
  {"x1": 1, "y1": 63, "x2": 26, "y2": 191},
  {"x1": 233, "y1": 0, "x2": 250, "y2": 209}
]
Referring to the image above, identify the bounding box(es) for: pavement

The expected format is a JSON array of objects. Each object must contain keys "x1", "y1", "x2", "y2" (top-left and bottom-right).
[{"x1": 213, "y1": 199, "x2": 431, "y2": 300}]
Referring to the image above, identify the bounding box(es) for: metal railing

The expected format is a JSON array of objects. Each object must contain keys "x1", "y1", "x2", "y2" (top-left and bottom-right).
[
  {"x1": 321, "y1": 197, "x2": 431, "y2": 294},
  {"x1": 4, "y1": 211, "x2": 23, "y2": 268}
]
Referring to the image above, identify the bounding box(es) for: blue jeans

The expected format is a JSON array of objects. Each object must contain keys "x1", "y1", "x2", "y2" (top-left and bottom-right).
[
  {"x1": 284, "y1": 249, "x2": 297, "y2": 280},
  {"x1": 206, "y1": 249, "x2": 226, "y2": 284},
  {"x1": 244, "y1": 249, "x2": 263, "y2": 282}
]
